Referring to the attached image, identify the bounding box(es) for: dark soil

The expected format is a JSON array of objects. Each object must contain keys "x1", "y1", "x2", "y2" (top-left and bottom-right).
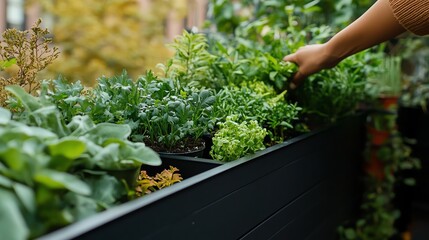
[{"x1": 146, "y1": 138, "x2": 205, "y2": 154}]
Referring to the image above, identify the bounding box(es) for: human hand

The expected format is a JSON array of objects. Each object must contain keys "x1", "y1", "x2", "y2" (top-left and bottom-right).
[{"x1": 283, "y1": 43, "x2": 340, "y2": 89}]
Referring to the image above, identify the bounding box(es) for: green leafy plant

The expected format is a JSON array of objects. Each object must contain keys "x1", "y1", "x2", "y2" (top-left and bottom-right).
[
  {"x1": 160, "y1": 30, "x2": 217, "y2": 89},
  {"x1": 39, "y1": 77, "x2": 90, "y2": 123},
  {"x1": 210, "y1": 115, "x2": 267, "y2": 162},
  {"x1": 213, "y1": 84, "x2": 301, "y2": 143},
  {"x1": 296, "y1": 53, "x2": 368, "y2": 124},
  {"x1": 135, "y1": 166, "x2": 183, "y2": 197},
  {"x1": 40, "y1": 70, "x2": 217, "y2": 154},
  {"x1": 134, "y1": 77, "x2": 216, "y2": 153},
  {"x1": 206, "y1": 30, "x2": 300, "y2": 92},
  {"x1": 0, "y1": 85, "x2": 162, "y2": 239},
  {"x1": 88, "y1": 71, "x2": 146, "y2": 128}
]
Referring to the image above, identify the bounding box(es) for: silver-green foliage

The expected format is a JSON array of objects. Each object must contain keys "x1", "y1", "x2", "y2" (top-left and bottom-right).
[
  {"x1": 0, "y1": 86, "x2": 161, "y2": 239},
  {"x1": 134, "y1": 77, "x2": 216, "y2": 152}
]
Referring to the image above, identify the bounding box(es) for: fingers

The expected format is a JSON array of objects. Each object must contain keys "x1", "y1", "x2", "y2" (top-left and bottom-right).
[
  {"x1": 290, "y1": 71, "x2": 306, "y2": 89},
  {"x1": 282, "y1": 54, "x2": 296, "y2": 63},
  {"x1": 283, "y1": 53, "x2": 305, "y2": 89}
]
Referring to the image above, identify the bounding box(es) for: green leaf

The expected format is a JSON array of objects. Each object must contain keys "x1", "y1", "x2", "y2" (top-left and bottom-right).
[
  {"x1": 0, "y1": 107, "x2": 11, "y2": 124},
  {"x1": 93, "y1": 144, "x2": 122, "y2": 170},
  {"x1": 85, "y1": 174, "x2": 126, "y2": 207},
  {"x1": 13, "y1": 125, "x2": 58, "y2": 140},
  {"x1": 344, "y1": 228, "x2": 356, "y2": 239},
  {"x1": 0, "y1": 174, "x2": 13, "y2": 188},
  {"x1": 63, "y1": 192, "x2": 99, "y2": 221},
  {"x1": 123, "y1": 143, "x2": 162, "y2": 166},
  {"x1": 356, "y1": 219, "x2": 366, "y2": 227},
  {"x1": 0, "y1": 189, "x2": 29, "y2": 240},
  {"x1": 269, "y1": 71, "x2": 278, "y2": 80},
  {"x1": 86, "y1": 123, "x2": 131, "y2": 143},
  {"x1": 0, "y1": 58, "x2": 17, "y2": 70},
  {"x1": 404, "y1": 178, "x2": 416, "y2": 186},
  {"x1": 0, "y1": 147, "x2": 25, "y2": 171},
  {"x1": 34, "y1": 169, "x2": 91, "y2": 196},
  {"x1": 5, "y1": 85, "x2": 43, "y2": 112},
  {"x1": 68, "y1": 115, "x2": 96, "y2": 137},
  {"x1": 48, "y1": 139, "x2": 86, "y2": 159},
  {"x1": 13, "y1": 183, "x2": 36, "y2": 213}
]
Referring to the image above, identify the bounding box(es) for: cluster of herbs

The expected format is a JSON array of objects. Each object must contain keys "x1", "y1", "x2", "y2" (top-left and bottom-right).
[
  {"x1": 205, "y1": 3, "x2": 381, "y2": 128},
  {"x1": 41, "y1": 71, "x2": 216, "y2": 153},
  {"x1": 155, "y1": 14, "x2": 373, "y2": 159},
  {"x1": 205, "y1": 32, "x2": 298, "y2": 92},
  {"x1": 0, "y1": 86, "x2": 161, "y2": 240},
  {"x1": 160, "y1": 30, "x2": 217, "y2": 89},
  {"x1": 213, "y1": 83, "x2": 301, "y2": 144},
  {"x1": 154, "y1": 29, "x2": 303, "y2": 159},
  {"x1": 210, "y1": 115, "x2": 267, "y2": 162},
  {"x1": 132, "y1": 76, "x2": 216, "y2": 153},
  {"x1": 295, "y1": 53, "x2": 369, "y2": 124}
]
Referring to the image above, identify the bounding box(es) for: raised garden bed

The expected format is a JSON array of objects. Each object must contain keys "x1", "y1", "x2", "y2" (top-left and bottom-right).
[{"x1": 39, "y1": 113, "x2": 366, "y2": 240}]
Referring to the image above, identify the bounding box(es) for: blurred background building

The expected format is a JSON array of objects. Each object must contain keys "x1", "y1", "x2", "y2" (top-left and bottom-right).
[
  {"x1": 0, "y1": 0, "x2": 209, "y2": 84},
  {"x1": 0, "y1": 0, "x2": 209, "y2": 40}
]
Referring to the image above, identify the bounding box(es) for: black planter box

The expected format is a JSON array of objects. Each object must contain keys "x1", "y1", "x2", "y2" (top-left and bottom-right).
[
  {"x1": 398, "y1": 106, "x2": 429, "y2": 144},
  {"x1": 39, "y1": 114, "x2": 366, "y2": 240},
  {"x1": 397, "y1": 106, "x2": 429, "y2": 212}
]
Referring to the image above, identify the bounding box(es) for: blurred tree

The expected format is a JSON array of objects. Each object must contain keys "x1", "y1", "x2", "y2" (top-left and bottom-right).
[{"x1": 30, "y1": 0, "x2": 186, "y2": 85}]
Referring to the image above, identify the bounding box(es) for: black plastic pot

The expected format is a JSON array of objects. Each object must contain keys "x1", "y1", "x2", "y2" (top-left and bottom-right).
[{"x1": 39, "y1": 114, "x2": 366, "y2": 240}]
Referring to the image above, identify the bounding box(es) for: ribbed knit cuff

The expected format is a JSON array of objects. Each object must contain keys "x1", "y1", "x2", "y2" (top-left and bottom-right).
[{"x1": 389, "y1": 0, "x2": 429, "y2": 36}]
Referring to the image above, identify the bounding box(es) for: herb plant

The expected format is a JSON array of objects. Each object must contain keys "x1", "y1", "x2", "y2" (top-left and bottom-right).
[
  {"x1": 160, "y1": 30, "x2": 217, "y2": 89},
  {"x1": 213, "y1": 83, "x2": 301, "y2": 142},
  {"x1": 88, "y1": 71, "x2": 146, "y2": 128},
  {"x1": 210, "y1": 115, "x2": 267, "y2": 162},
  {"x1": 134, "y1": 77, "x2": 216, "y2": 152},
  {"x1": 40, "y1": 71, "x2": 217, "y2": 153},
  {"x1": 295, "y1": 53, "x2": 368, "y2": 124},
  {"x1": 39, "y1": 77, "x2": 90, "y2": 123}
]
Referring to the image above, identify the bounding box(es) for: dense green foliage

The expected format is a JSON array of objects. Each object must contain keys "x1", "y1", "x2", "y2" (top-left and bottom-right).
[
  {"x1": 1, "y1": 1, "x2": 399, "y2": 238},
  {"x1": 0, "y1": 86, "x2": 160, "y2": 239},
  {"x1": 40, "y1": 71, "x2": 216, "y2": 153},
  {"x1": 210, "y1": 115, "x2": 267, "y2": 162}
]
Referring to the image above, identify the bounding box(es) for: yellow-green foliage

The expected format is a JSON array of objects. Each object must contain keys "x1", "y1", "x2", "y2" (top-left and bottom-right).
[
  {"x1": 0, "y1": 19, "x2": 59, "y2": 105},
  {"x1": 135, "y1": 166, "x2": 183, "y2": 197},
  {"x1": 32, "y1": 0, "x2": 187, "y2": 85}
]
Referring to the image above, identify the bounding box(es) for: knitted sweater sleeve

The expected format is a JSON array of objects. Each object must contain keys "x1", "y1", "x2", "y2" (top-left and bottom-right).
[{"x1": 389, "y1": 0, "x2": 429, "y2": 35}]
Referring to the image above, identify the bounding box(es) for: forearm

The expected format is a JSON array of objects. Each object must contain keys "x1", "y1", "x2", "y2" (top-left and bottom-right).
[{"x1": 325, "y1": 0, "x2": 405, "y2": 61}]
